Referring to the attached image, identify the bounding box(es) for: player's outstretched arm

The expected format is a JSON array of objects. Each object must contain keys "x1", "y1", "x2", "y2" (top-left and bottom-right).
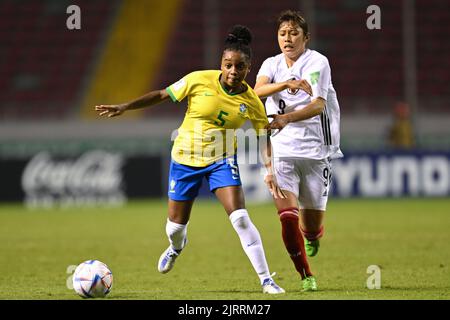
[{"x1": 95, "y1": 89, "x2": 170, "y2": 118}]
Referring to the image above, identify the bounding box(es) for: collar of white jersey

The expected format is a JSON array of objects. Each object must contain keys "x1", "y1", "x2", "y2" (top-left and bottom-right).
[{"x1": 285, "y1": 48, "x2": 311, "y2": 70}]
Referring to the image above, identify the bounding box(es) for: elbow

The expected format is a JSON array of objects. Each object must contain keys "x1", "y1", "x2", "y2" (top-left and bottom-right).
[
  {"x1": 316, "y1": 104, "x2": 325, "y2": 116},
  {"x1": 314, "y1": 98, "x2": 326, "y2": 116},
  {"x1": 254, "y1": 88, "x2": 265, "y2": 99}
]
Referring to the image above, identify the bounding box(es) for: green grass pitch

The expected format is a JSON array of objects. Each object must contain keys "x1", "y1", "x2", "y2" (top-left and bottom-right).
[{"x1": 0, "y1": 198, "x2": 449, "y2": 300}]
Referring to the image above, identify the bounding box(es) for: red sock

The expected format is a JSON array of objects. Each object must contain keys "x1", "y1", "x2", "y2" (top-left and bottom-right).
[
  {"x1": 278, "y1": 208, "x2": 312, "y2": 279},
  {"x1": 301, "y1": 225, "x2": 324, "y2": 241}
]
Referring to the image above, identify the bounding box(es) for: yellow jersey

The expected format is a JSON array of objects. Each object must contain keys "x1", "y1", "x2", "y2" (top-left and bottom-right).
[{"x1": 166, "y1": 70, "x2": 268, "y2": 167}]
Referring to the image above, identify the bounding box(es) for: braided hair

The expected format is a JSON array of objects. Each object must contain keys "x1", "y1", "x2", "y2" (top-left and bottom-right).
[{"x1": 223, "y1": 25, "x2": 253, "y2": 62}]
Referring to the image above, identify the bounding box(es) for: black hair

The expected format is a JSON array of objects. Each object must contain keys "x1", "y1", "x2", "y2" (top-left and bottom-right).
[
  {"x1": 223, "y1": 25, "x2": 253, "y2": 62},
  {"x1": 277, "y1": 10, "x2": 310, "y2": 39}
]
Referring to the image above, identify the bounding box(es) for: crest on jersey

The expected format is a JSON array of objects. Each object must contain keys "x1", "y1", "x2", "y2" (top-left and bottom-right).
[
  {"x1": 238, "y1": 103, "x2": 248, "y2": 117},
  {"x1": 286, "y1": 77, "x2": 299, "y2": 95}
]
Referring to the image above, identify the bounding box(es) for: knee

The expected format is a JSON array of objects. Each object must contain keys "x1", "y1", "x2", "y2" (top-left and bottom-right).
[{"x1": 229, "y1": 209, "x2": 251, "y2": 229}]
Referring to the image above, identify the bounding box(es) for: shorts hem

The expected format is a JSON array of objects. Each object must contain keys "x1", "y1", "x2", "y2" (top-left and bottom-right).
[
  {"x1": 210, "y1": 181, "x2": 242, "y2": 193},
  {"x1": 298, "y1": 205, "x2": 327, "y2": 211},
  {"x1": 168, "y1": 193, "x2": 197, "y2": 201}
]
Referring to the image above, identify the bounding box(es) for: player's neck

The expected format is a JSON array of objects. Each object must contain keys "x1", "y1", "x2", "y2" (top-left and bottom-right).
[
  {"x1": 225, "y1": 83, "x2": 247, "y2": 94},
  {"x1": 219, "y1": 77, "x2": 247, "y2": 95},
  {"x1": 284, "y1": 48, "x2": 307, "y2": 68}
]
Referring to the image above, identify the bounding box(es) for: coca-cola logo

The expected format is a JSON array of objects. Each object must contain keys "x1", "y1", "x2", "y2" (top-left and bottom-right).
[{"x1": 21, "y1": 151, "x2": 125, "y2": 207}]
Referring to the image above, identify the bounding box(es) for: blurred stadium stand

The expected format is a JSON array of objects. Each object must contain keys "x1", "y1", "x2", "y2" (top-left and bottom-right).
[
  {"x1": 0, "y1": 0, "x2": 119, "y2": 119},
  {"x1": 416, "y1": 0, "x2": 450, "y2": 108},
  {"x1": 0, "y1": 0, "x2": 449, "y2": 151}
]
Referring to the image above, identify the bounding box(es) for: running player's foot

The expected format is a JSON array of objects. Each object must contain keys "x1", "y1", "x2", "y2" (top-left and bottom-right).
[
  {"x1": 304, "y1": 238, "x2": 320, "y2": 257},
  {"x1": 262, "y1": 278, "x2": 286, "y2": 294},
  {"x1": 158, "y1": 246, "x2": 179, "y2": 274},
  {"x1": 302, "y1": 276, "x2": 318, "y2": 292}
]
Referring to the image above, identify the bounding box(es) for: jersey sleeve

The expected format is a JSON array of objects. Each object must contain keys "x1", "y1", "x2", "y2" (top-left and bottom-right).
[
  {"x1": 256, "y1": 57, "x2": 275, "y2": 82},
  {"x1": 305, "y1": 57, "x2": 331, "y2": 100},
  {"x1": 166, "y1": 72, "x2": 195, "y2": 102},
  {"x1": 250, "y1": 97, "x2": 269, "y2": 136}
]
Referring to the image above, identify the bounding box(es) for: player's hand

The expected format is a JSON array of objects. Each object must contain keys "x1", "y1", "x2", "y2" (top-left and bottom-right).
[
  {"x1": 266, "y1": 114, "x2": 290, "y2": 132},
  {"x1": 95, "y1": 104, "x2": 127, "y2": 118},
  {"x1": 264, "y1": 173, "x2": 287, "y2": 199},
  {"x1": 286, "y1": 79, "x2": 312, "y2": 96}
]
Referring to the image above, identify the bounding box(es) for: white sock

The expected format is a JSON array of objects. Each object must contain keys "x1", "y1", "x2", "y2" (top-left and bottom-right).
[
  {"x1": 165, "y1": 219, "x2": 188, "y2": 252},
  {"x1": 229, "y1": 209, "x2": 271, "y2": 284}
]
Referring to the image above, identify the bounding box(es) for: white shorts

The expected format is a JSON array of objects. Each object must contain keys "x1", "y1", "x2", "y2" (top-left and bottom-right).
[{"x1": 273, "y1": 157, "x2": 332, "y2": 211}]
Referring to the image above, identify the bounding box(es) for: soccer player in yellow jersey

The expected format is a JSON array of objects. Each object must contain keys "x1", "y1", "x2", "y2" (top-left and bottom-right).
[{"x1": 95, "y1": 25, "x2": 285, "y2": 294}]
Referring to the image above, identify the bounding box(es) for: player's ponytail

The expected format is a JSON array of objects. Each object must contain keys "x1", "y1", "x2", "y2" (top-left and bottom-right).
[{"x1": 224, "y1": 25, "x2": 253, "y2": 61}]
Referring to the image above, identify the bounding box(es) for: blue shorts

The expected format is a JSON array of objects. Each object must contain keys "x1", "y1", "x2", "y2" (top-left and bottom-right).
[{"x1": 168, "y1": 156, "x2": 242, "y2": 201}]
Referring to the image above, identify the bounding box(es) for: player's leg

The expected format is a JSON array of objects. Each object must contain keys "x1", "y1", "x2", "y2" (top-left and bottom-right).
[
  {"x1": 300, "y1": 209, "x2": 324, "y2": 257},
  {"x1": 158, "y1": 199, "x2": 194, "y2": 274},
  {"x1": 272, "y1": 159, "x2": 314, "y2": 276},
  {"x1": 158, "y1": 160, "x2": 203, "y2": 274},
  {"x1": 166, "y1": 199, "x2": 193, "y2": 250},
  {"x1": 214, "y1": 186, "x2": 284, "y2": 294},
  {"x1": 210, "y1": 157, "x2": 284, "y2": 294},
  {"x1": 272, "y1": 158, "x2": 317, "y2": 291},
  {"x1": 297, "y1": 158, "x2": 331, "y2": 257},
  {"x1": 272, "y1": 191, "x2": 313, "y2": 278},
  {"x1": 300, "y1": 210, "x2": 324, "y2": 234}
]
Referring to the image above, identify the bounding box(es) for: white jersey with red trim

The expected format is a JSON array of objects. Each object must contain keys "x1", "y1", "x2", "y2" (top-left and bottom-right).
[{"x1": 257, "y1": 49, "x2": 343, "y2": 159}]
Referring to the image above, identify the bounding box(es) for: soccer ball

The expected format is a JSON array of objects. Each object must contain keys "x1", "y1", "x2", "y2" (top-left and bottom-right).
[{"x1": 72, "y1": 260, "x2": 113, "y2": 298}]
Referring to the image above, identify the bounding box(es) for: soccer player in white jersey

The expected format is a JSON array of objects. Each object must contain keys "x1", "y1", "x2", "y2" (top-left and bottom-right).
[{"x1": 255, "y1": 10, "x2": 344, "y2": 291}]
